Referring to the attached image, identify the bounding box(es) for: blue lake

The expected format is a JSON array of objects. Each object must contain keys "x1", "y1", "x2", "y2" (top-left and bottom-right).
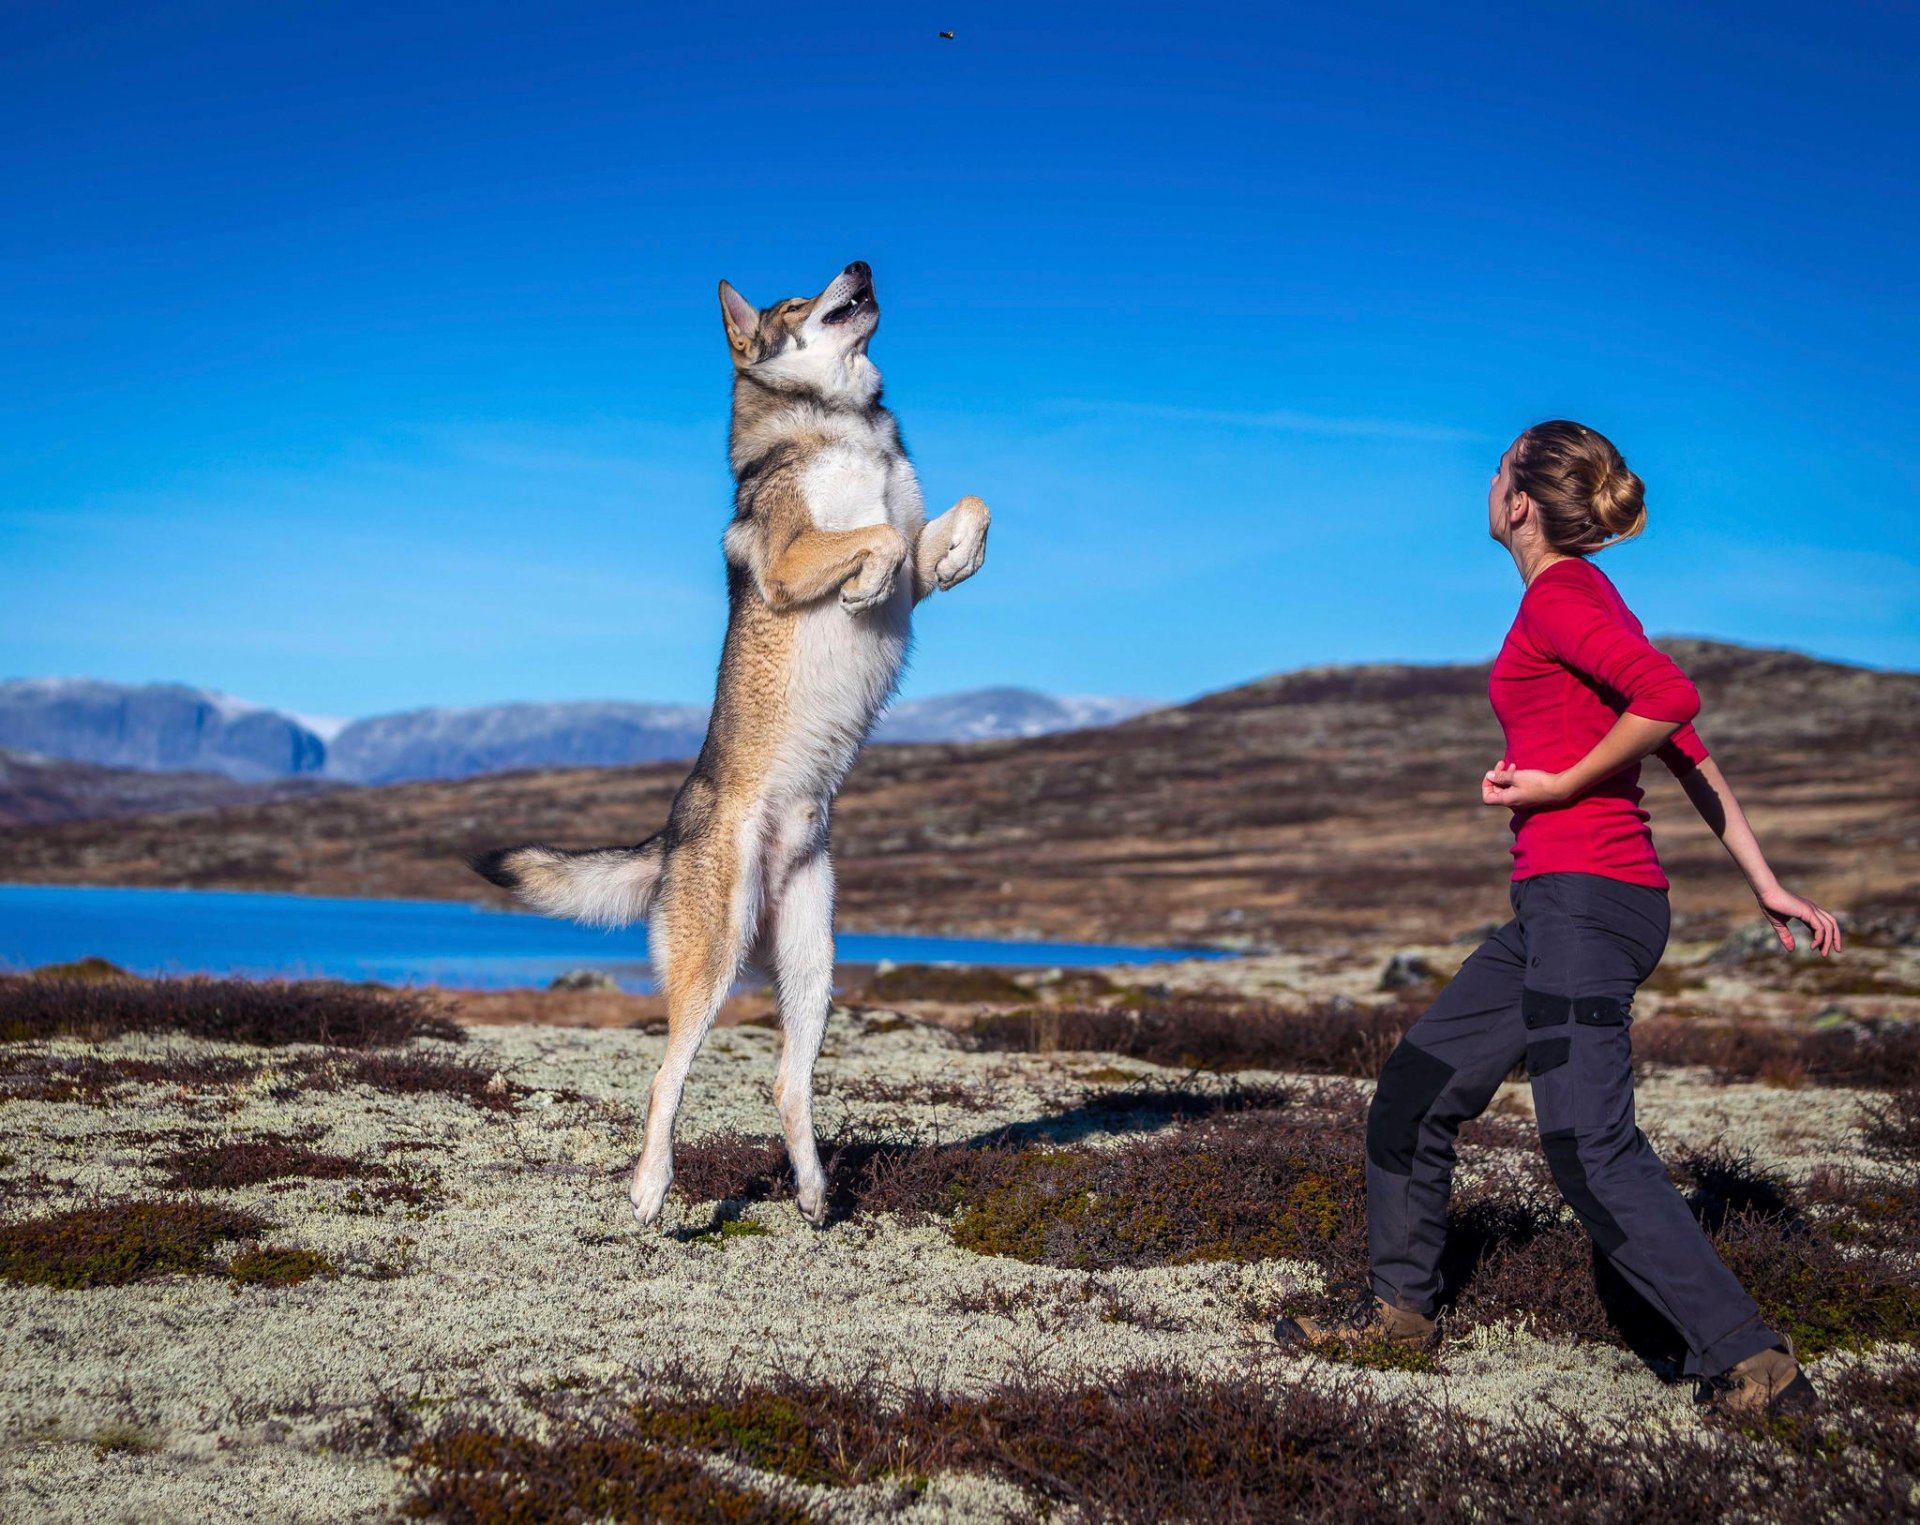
[{"x1": 0, "y1": 884, "x2": 1224, "y2": 993}]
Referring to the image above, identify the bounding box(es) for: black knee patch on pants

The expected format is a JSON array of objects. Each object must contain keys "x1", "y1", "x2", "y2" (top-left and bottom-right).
[
  {"x1": 1526, "y1": 1037, "x2": 1571, "y2": 1076},
  {"x1": 1367, "y1": 1042, "x2": 1455, "y2": 1175},
  {"x1": 1526, "y1": 989, "x2": 1630, "y2": 1028},
  {"x1": 1574, "y1": 995, "x2": 1629, "y2": 1027},
  {"x1": 1541, "y1": 1129, "x2": 1628, "y2": 1254},
  {"x1": 1522, "y1": 987, "x2": 1571, "y2": 1029}
]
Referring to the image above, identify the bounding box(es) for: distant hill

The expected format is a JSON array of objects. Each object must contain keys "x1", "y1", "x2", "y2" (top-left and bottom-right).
[
  {"x1": 0, "y1": 680, "x2": 1158, "y2": 788},
  {"x1": 0, "y1": 679, "x2": 325, "y2": 782},
  {"x1": 3, "y1": 639, "x2": 1911, "y2": 947},
  {"x1": 0, "y1": 749, "x2": 338, "y2": 829}
]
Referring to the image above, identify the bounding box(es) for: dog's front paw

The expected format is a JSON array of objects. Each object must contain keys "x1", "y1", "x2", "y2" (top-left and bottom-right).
[
  {"x1": 840, "y1": 559, "x2": 899, "y2": 612},
  {"x1": 932, "y1": 498, "x2": 989, "y2": 591},
  {"x1": 935, "y1": 528, "x2": 986, "y2": 590}
]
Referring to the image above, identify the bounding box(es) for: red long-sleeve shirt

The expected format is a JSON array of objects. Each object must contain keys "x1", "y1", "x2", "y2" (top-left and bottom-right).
[{"x1": 1488, "y1": 557, "x2": 1709, "y2": 888}]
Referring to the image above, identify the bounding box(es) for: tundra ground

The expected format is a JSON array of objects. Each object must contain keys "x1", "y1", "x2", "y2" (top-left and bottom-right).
[{"x1": 2, "y1": 935, "x2": 1918, "y2": 1522}]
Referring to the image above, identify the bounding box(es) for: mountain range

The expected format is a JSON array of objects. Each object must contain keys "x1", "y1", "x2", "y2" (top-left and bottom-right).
[{"x1": 0, "y1": 680, "x2": 1159, "y2": 790}]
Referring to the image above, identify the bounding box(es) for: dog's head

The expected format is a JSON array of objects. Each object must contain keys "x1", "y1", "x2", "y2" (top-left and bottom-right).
[{"x1": 718, "y1": 261, "x2": 881, "y2": 405}]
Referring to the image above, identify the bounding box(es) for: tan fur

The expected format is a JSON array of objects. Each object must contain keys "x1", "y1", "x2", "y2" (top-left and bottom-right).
[{"x1": 471, "y1": 262, "x2": 989, "y2": 1229}]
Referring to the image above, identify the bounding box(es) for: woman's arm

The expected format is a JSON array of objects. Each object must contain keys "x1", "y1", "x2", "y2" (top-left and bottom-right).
[
  {"x1": 1481, "y1": 711, "x2": 1679, "y2": 809},
  {"x1": 1676, "y1": 756, "x2": 1844, "y2": 956}
]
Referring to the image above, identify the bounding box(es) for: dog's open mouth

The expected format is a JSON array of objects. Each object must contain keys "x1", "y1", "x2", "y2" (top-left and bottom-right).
[{"x1": 822, "y1": 284, "x2": 875, "y2": 325}]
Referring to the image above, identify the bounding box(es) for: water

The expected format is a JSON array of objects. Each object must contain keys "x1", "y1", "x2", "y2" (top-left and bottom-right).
[{"x1": 0, "y1": 884, "x2": 1226, "y2": 993}]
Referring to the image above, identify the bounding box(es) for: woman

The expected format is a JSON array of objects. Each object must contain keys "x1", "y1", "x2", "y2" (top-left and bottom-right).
[{"x1": 1277, "y1": 420, "x2": 1842, "y2": 1418}]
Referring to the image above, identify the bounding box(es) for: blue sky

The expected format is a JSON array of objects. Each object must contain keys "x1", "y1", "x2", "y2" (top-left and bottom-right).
[{"x1": 2, "y1": 1, "x2": 1914, "y2": 718}]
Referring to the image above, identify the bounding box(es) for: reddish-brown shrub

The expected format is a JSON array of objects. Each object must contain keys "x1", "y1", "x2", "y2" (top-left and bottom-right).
[
  {"x1": 158, "y1": 1134, "x2": 377, "y2": 1190},
  {"x1": 0, "y1": 974, "x2": 462, "y2": 1047},
  {"x1": 0, "y1": 1200, "x2": 271, "y2": 1289},
  {"x1": 962, "y1": 995, "x2": 1418, "y2": 1076},
  {"x1": 1635, "y1": 1017, "x2": 1920, "y2": 1089},
  {"x1": 404, "y1": 1357, "x2": 1920, "y2": 1523}
]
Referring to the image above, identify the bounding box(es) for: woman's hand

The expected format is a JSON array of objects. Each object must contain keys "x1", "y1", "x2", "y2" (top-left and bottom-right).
[
  {"x1": 1481, "y1": 759, "x2": 1571, "y2": 809},
  {"x1": 1757, "y1": 884, "x2": 1845, "y2": 956}
]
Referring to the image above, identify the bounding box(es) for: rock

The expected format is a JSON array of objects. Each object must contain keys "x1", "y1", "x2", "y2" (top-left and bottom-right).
[
  {"x1": 1853, "y1": 910, "x2": 1920, "y2": 949},
  {"x1": 548, "y1": 969, "x2": 620, "y2": 993},
  {"x1": 1808, "y1": 1008, "x2": 1877, "y2": 1043},
  {"x1": 1709, "y1": 922, "x2": 1791, "y2": 965},
  {"x1": 1379, "y1": 953, "x2": 1438, "y2": 991}
]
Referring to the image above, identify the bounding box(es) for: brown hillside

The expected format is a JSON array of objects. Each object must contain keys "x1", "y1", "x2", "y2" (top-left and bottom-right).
[
  {"x1": 0, "y1": 750, "x2": 339, "y2": 829},
  {"x1": 1, "y1": 640, "x2": 1913, "y2": 948}
]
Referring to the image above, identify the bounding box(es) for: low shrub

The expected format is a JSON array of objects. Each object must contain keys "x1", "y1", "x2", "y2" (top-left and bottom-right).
[
  {"x1": 226, "y1": 1244, "x2": 338, "y2": 1286},
  {"x1": 1432, "y1": 1150, "x2": 1920, "y2": 1361},
  {"x1": 158, "y1": 1134, "x2": 376, "y2": 1190},
  {"x1": 0, "y1": 1050, "x2": 255, "y2": 1104},
  {"x1": 858, "y1": 963, "x2": 1036, "y2": 1004},
  {"x1": 1634, "y1": 1017, "x2": 1920, "y2": 1089},
  {"x1": 962, "y1": 994, "x2": 1419, "y2": 1077},
  {"x1": 0, "y1": 974, "x2": 462, "y2": 1047},
  {"x1": 402, "y1": 1415, "x2": 808, "y2": 1524},
  {"x1": 331, "y1": 1052, "x2": 517, "y2": 1111},
  {"x1": 405, "y1": 1357, "x2": 1920, "y2": 1522},
  {"x1": 1862, "y1": 1079, "x2": 1920, "y2": 1163},
  {"x1": 0, "y1": 1200, "x2": 271, "y2": 1289}
]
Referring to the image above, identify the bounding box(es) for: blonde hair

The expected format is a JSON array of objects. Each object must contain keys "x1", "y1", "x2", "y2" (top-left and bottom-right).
[{"x1": 1510, "y1": 420, "x2": 1646, "y2": 555}]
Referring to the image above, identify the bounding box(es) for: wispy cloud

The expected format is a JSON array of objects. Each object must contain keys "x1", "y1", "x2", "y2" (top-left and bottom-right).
[{"x1": 1050, "y1": 399, "x2": 1491, "y2": 445}]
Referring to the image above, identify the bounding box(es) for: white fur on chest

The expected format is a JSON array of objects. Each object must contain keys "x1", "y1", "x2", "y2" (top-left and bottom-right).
[
  {"x1": 769, "y1": 437, "x2": 916, "y2": 801},
  {"x1": 801, "y1": 438, "x2": 922, "y2": 535}
]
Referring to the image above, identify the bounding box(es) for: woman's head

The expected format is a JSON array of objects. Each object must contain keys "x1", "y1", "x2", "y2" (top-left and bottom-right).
[{"x1": 1487, "y1": 420, "x2": 1646, "y2": 557}]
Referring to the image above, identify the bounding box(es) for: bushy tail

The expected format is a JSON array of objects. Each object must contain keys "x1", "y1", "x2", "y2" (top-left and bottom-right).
[{"x1": 468, "y1": 837, "x2": 666, "y2": 929}]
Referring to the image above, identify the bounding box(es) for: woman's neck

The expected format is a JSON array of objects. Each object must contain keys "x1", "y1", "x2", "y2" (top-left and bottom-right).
[{"x1": 1512, "y1": 542, "x2": 1573, "y2": 587}]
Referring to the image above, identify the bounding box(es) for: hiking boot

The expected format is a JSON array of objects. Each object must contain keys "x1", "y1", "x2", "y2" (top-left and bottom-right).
[
  {"x1": 1275, "y1": 1288, "x2": 1435, "y2": 1351},
  {"x1": 1699, "y1": 1343, "x2": 1818, "y2": 1419}
]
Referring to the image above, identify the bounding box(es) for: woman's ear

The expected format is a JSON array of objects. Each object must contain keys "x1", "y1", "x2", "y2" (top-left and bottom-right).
[{"x1": 1508, "y1": 489, "x2": 1534, "y2": 531}]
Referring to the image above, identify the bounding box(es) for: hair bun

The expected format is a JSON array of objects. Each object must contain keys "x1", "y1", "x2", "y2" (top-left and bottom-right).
[{"x1": 1590, "y1": 458, "x2": 1646, "y2": 540}]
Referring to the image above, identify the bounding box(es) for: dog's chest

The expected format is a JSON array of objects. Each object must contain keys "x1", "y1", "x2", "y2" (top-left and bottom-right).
[{"x1": 801, "y1": 440, "x2": 920, "y2": 533}]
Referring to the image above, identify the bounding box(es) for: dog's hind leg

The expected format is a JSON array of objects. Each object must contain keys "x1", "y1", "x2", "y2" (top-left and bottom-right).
[
  {"x1": 770, "y1": 844, "x2": 836, "y2": 1226},
  {"x1": 630, "y1": 841, "x2": 752, "y2": 1228}
]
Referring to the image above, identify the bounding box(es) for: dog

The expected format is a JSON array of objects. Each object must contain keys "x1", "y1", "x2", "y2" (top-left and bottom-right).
[{"x1": 471, "y1": 261, "x2": 990, "y2": 1227}]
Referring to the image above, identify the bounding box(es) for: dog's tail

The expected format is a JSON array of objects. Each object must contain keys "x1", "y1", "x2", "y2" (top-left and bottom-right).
[{"x1": 468, "y1": 836, "x2": 667, "y2": 928}]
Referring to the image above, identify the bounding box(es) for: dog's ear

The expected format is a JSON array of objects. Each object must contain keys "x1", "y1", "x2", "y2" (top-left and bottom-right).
[{"x1": 718, "y1": 281, "x2": 759, "y2": 358}]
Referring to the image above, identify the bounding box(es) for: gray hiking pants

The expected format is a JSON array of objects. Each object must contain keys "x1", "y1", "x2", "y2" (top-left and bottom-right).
[{"x1": 1366, "y1": 871, "x2": 1779, "y2": 1377}]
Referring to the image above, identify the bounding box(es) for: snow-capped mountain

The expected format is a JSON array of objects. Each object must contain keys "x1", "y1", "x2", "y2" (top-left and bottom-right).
[
  {"x1": 0, "y1": 680, "x2": 1161, "y2": 786},
  {"x1": 324, "y1": 702, "x2": 712, "y2": 785},
  {"x1": 0, "y1": 679, "x2": 326, "y2": 782},
  {"x1": 872, "y1": 689, "x2": 1158, "y2": 744}
]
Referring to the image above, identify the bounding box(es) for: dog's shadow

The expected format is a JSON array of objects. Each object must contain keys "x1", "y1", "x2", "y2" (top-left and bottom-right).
[
  {"x1": 805, "y1": 1078, "x2": 1294, "y2": 1227},
  {"x1": 668, "y1": 1197, "x2": 764, "y2": 1243}
]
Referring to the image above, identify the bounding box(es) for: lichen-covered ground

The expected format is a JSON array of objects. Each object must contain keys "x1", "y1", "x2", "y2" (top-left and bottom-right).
[{"x1": 3, "y1": 938, "x2": 1918, "y2": 1522}]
